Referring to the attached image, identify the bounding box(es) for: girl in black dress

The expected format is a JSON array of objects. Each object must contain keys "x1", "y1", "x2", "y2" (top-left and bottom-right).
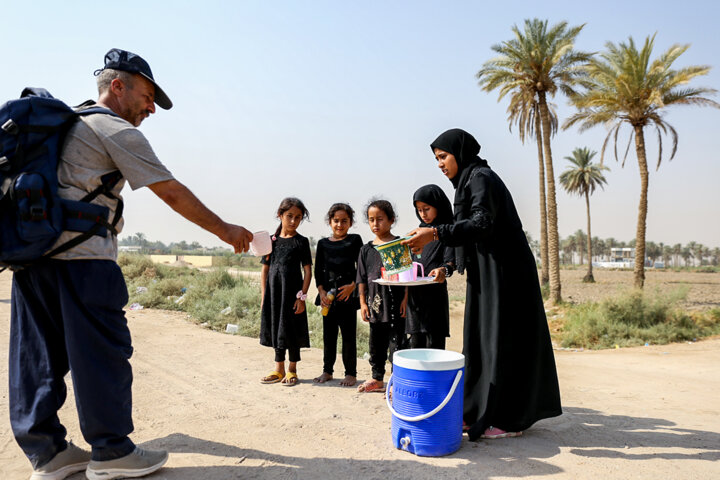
[
  {"x1": 405, "y1": 129, "x2": 562, "y2": 440},
  {"x1": 312, "y1": 203, "x2": 363, "y2": 387},
  {"x1": 406, "y1": 185, "x2": 456, "y2": 350},
  {"x1": 259, "y1": 198, "x2": 313, "y2": 387},
  {"x1": 356, "y1": 199, "x2": 408, "y2": 393}
]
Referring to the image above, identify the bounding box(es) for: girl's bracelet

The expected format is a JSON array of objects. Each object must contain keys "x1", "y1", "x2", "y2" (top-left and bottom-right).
[{"x1": 296, "y1": 290, "x2": 307, "y2": 301}]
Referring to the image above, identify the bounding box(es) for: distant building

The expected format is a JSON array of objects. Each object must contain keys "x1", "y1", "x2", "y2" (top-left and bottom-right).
[
  {"x1": 611, "y1": 247, "x2": 634, "y2": 263},
  {"x1": 594, "y1": 247, "x2": 635, "y2": 269},
  {"x1": 119, "y1": 245, "x2": 142, "y2": 253}
]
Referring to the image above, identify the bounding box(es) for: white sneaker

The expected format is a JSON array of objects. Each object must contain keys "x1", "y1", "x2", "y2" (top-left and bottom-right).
[
  {"x1": 29, "y1": 442, "x2": 90, "y2": 480},
  {"x1": 85, "y1": 447, "x2": 168, "y2": 480}
]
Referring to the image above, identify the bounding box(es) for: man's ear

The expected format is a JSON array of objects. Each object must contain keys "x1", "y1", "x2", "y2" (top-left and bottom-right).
[{"x1": 109, "y1": 77, "x2": 125, "y2": 97}]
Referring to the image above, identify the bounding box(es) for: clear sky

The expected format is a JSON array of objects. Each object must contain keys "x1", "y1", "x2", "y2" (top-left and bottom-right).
[{"x1": 3, "y1": 1, "x2": 719, "y2": 249}]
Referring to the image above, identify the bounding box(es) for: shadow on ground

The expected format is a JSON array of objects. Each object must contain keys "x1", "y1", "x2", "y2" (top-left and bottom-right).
[{"x1": 60, "y1": 406, "x2": 720, "y2": 479}]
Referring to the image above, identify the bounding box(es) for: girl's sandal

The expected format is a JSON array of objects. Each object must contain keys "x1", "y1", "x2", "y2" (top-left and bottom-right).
[
  {"x1": 260, "y1": 371, "x2": 285, "y2": 384},
  {"x1": 357, "y1": 379, "x2": 385, "y2": 393},
  {"x1": 281, "y1": 371, "x2": 298, "y2": 387}
]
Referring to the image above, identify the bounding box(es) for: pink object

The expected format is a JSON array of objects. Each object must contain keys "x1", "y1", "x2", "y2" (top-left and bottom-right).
[
  {"x1": 397, "y1": 262, "x2": 424, "y2": 282},
  {"x1": 480, "y1": 427, "x2": 522, "y2": 439},
  {"x1": 381, "y1": 267, "x2": 399, "y2": 281},
  {"x1": 249, "y1": 230, "x2": 272, "y2": 256}
]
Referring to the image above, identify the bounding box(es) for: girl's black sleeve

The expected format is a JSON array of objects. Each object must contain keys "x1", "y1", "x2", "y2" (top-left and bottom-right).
[
  {"x1": 356, "y1": 246, "x2": 368, "y2": 285},
  {"x1": 314, "y1": 241, "x2": 327, "y2": 288},
  {"x1": 301, "y1": 237, "x2": 313, "y2": 266}
]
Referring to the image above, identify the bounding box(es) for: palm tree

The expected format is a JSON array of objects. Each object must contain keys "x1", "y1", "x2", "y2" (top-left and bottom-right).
[
  {"x1": 573, "y1": 229, "x2": 587, "y2": 265},
  {"x1": 646, "y1": 241, "x2": 661, "y2": 266},
  {"x1": 711, "y1": 247, "x2": 720, "y2": 267},
  {"x1": 672, "y1": 243, "x2": 683, "y2": 267},
  {"x1": 681, "y1": 246, "x2": 692, "y2": 267},
  {"x1": 505, "y1": 89, "x2": 557, "y2": 286},
  {"x1": 559, "y1": 148, "x2": 608, "y2": 282},
  {"x1": 593, "y1": 237, "x2": 604, "y2": 262},
  {"x1": 560, "y1": 235, "x2": 576, "y2": 265},
  {"x1": 690, "y1": 242, "x2": 705, "y2": 267},
  {"x1": 565, "y1": 35, "x2": 719, "y2": 288},
  {"x1": 477, "y1": 18, "x2": 592, "y2": 304},
  {"x1": 662, "y1": 244, "x2": 673, "y2": 267}
]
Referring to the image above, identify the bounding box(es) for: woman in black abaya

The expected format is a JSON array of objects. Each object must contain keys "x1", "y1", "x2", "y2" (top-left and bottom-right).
[{"x1": 404, "y1": 128, "x2": 562, "y2": 441}]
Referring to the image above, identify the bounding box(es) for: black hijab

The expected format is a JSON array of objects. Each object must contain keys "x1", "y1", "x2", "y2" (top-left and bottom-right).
[
  {"x1": 413, "y1": 184, "x2": 454, "y2": 227},
  {"x1": 430, "y1": 128, "x2": 489, "y2": 274},
  {"x1": 430, "y1": 128, "x2": 487, "y2": 189}
]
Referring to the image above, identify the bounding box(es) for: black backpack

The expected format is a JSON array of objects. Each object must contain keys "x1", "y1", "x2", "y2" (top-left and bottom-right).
[{"x1": 0, "y1": 88, "x2": 123, "y2": 271}]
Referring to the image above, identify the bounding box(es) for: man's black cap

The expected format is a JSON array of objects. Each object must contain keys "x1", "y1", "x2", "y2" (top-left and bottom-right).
[{"x1": 94, "y1": 48, "x2": 172, "y2": 110}]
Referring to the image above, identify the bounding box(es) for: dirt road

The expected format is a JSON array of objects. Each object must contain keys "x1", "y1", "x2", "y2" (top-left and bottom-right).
[{"x1": 1, "y1": 270, "x2": 718, "y2": 479}]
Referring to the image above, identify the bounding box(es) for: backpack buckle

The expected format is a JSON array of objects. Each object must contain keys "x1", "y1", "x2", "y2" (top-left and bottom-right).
[
  {"x1": 29, "y1": 205, "x2": 46, "y2": 221},
  {"x1": 2, "y1": 119, "x2": 19, "y2": 135},
  {"x1": 0, "y1": 156, "x2": 9, "y2": 171}
]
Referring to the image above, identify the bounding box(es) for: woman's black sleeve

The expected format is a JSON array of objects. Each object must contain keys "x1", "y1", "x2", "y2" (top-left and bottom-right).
[{"x1": 436, "y1": 171, "x2": 496, "y2": 247}]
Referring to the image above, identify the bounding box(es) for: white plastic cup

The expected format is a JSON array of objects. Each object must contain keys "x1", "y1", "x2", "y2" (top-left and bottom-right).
[
  {"x1": 249, "y1": 230, "x2": 272, "y2": 256},
  {"x1": 397, "y1": 262, "x2": 424, "y2": 282}
]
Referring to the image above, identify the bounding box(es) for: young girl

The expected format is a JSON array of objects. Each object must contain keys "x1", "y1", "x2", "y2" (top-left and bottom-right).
[
  {"x1": 406, "y1": 184, "x2": 456, "y2": 349},
  {"x1": 356, "y1": 199, "x2": 408, "y2": 393},
  {"x1": 312, "y1": 203, "x2": 363, "y2": 387},
  {"x1": 260, "y1": 197, "x2": 312, "y2": 387}
]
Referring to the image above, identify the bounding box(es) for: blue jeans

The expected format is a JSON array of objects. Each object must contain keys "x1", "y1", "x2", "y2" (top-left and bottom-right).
[{"x1": 9, "y1": 260, "x2": 136, "y2": 468}]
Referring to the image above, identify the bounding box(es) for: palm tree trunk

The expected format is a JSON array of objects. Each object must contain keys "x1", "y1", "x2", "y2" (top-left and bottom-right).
[
  {"x1": 633, "y1": 125, "x2": 649, "y2": 288},
  {"x1": 538, "y1": 91, "x2": 561, "y2": 303},
  {"x1": 584, "y1": 190, "x2": 594, "y2": 282},
  {"x1": 535, "y1": 110, "x2": 549, "y2": 286}
]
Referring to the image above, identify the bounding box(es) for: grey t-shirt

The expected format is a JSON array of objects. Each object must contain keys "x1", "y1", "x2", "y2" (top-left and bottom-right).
[{"x1": 51, "y1": 105, "x2": 174, "y2": 260}]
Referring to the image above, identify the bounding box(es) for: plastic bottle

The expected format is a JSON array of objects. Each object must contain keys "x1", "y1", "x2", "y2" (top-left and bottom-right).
[{"x1": 321, "y1": 288, "x2": 337, "y2": 316}]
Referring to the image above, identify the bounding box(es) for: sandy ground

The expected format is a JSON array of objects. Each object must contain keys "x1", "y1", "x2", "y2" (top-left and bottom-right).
[{"x1": 1, "y1": 269, "x2": 719, "y2": 480}]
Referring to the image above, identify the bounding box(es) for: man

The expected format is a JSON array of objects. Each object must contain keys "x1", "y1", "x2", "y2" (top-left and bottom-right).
[{"x1": 9, "y1": 48, "x2": 253, "y2": 480}]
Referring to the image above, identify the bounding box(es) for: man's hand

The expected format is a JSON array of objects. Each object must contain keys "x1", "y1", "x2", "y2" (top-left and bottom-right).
[{"x1": 220, "y1": 224, "x2": 253, "y2": 254}]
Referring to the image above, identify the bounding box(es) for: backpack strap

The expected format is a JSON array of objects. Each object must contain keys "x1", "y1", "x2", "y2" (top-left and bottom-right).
[
  {"x1": 80, "y1": 170, "x2": 124, "y2": 231},
  {"x1": 41, "y1": 170, "x2": 124, "y2": 260}
]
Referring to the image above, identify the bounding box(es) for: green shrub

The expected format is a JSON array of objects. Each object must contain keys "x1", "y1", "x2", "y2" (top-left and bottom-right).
[
  {"x1": 560, "y1": 287, "x2": 720, "y2": 349},
  {"x1": 121, "y1": 253, "x2": 371, "y2": 357}
]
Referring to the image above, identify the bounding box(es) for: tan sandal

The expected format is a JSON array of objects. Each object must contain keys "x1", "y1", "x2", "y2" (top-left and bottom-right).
[
  {"x1": 260, "y1": 371, "x2": 284, "y2": 384},
  {"x1": 282, "y1": 371, "x2": 298, "y2": 386}
]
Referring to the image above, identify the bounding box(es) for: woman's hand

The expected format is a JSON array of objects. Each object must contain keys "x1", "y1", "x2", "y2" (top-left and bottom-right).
[
  {"x1": 337, "y1": 282, "x2": 355, "y2": 301},
  {"x1": 429, "y1": 267, "x2": 446, "y2": 283},
  {"x1": 360, "y1": 303, "x2": 370, "y2": 322},
  {"x1": 294, "y1": 299, "x2": 306, "y2": 314},
  {"x1": 403, "y1": 227, "x2": 435, "y2": 255}
]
